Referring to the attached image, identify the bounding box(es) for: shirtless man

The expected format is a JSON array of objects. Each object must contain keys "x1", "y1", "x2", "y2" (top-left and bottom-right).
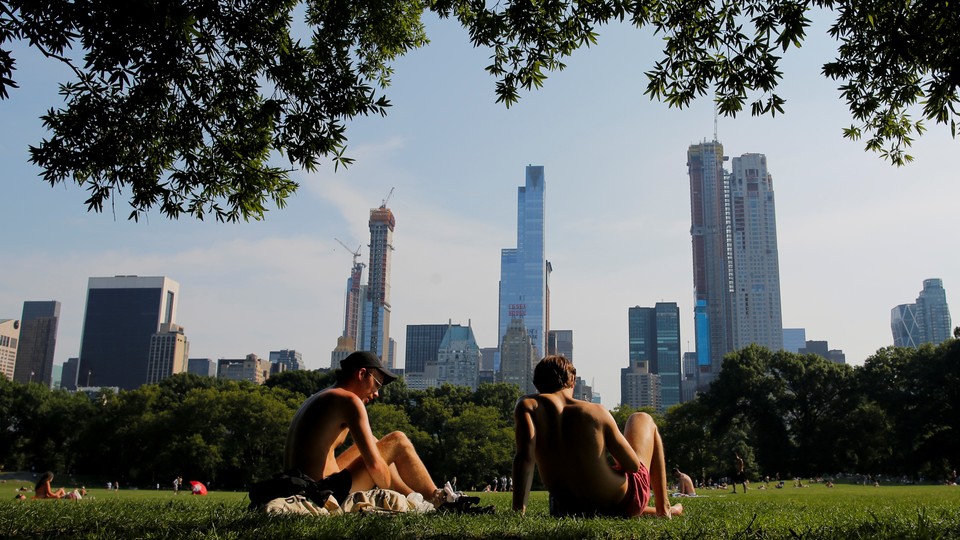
[
  {"x1": 285, "y1": 351, "x2": 451, "y2": 507},
  {"x1": 732, "y1": 453, "x2": 747, "y2": 493},
  {"x1": 513, "y1": 356, "x2": 682, "y2": 518},
  {"x1": 674, "y1": 468, "x2": 697, "y2": 496}
]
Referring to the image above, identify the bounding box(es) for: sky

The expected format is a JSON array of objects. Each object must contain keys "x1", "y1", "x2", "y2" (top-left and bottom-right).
[{"x1": 1, "y1": 11, "x2": 957, "y2": 407}]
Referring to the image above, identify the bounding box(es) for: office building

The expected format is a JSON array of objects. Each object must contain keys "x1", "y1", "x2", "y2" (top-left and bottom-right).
[
  {"x1": 547, "y1": 329, "x2": 573, "y2": 360},
  {"x1": 435, "y1": 322, "x2": 482, "y2": 390},
  {"x1": 405, "y1": 324, "x2": 449, "y2": 374},
  {"x1": 621, "y1": 303, "x2": 681, "y2": 411},
  {"x1": 687, "y1": 143, "x2": 784, "y2": 386},
  {"x1": 218, "y1": 353, "x2": 270, "y2": 384},
  {"x1": 61, "y1": 357, "x2": 79, "y2": 390},
  {"x1": 360, "y1": 203, "x2": 396, "y2": 366},
  {"x1": 798, "y1": 340, "x2": 846, "y2": 364},
  {"x1": 499, "y1": 318, "x2": 537, "y2": 393},
  {"x1": 621, "y1": 358, "x2": 661, "y2": 411},
  {"x1": 0, "y1": 319, "x2": 19, "y2": 380},
  {"x1": 681, "y1": 352, "x2": 698, "y2": 403},
  {"x1": 330, "y1": 336, "x2": 356, "y2": 369},
  {"x1": 782, "y1": 328, "x2": 807, "y2": 353},
  {"x1": 187, "y1": 358, "x2": 217, "y2": 377},
  {"x1": 480, "y1": 347, "x2": 497, "y2": 371},
  {"x1": 145, "y1": 323, "x2": 190, "y2": 384},
  {"x1": 270, "y1": 349, "x2": 303, "y2": 371},
  {"x1": 498, "y1": 165, "x2": 547, "y2": 372},
  {"x1": 77, "y1": 276, "x2": 180, "y2": 390},
  {"x1": 12, "y1": 301, "x2": 60, "y2": 386},
  {"x1": 892, "y1": 278, "x2": 953, "y2": 347}
]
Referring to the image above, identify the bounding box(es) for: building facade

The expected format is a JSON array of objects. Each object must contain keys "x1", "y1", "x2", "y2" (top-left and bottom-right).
[
  {"x1": 892, "y1": 278, "x2": 953, "y2": 347},
  {"x1": 688, "y1": 143, "x2": 784, "y2": 388},
  {"x1": 13, "y1": 300, "x2": 60, "y2": 386},
  {"x1": 404, "y1": 324, "x2": 449, "y2": 374},
  {"x1": 498, "y1": 165, "x2": 547, "y2": 371},
  {"x1": 218, "y1": 353, "x2": 270, "y2": 384},
  {"x1": 270, "y1": 349, "x2": 303, "y2": 371},
  {"x1": 622, "y1": 303, "x2": 681, "y2": 411},
  {"x1": 361, "y1": 205, "x2": 396, "y2": 365},
  {"x1": 729, "y1": 153, "x2": 784, "y2": 352},
  {"x1": 499, "y1": 318, "x2": 537, "y2": 394},
  {"x1": 187, "y1": 358, "x2": 217, "y2": 377},
  {"x1": 145, "y1": 323, "x2": 190, "y2": 384},
  {"x1": 0, "y1": 319, "x2": 19, "y2": 380},
  {"x1": 77, "y1": 276, "x2": 180, "y2": 390},
  {"x1": 547, "y1": 329, "x2": 573, "y2": 360},
  {"x1": 435, "y1": 323, "x2": 482, "y2": 390}
]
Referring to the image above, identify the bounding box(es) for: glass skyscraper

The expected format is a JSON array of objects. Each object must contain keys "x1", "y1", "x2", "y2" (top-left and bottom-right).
[
  {"x1": 78, "y1": 276, "x2": 180, "y2": 390},
  {"x1": 13, "y1": 300, "x2": 60, "y2": 386},
  {"x1": 622, "y1": 303, "x2": 681, "y2": 411},
  {"x1": 891, "y1": 278, "x2": 952, "y2": 347},
  {"x1": 498, "y1": 165, "x2": 547, "y2": 372}
]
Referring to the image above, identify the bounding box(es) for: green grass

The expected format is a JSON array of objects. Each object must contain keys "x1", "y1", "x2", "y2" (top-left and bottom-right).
[{"x1": 2, "y1": 482, "x2": 960, "y2": 539}]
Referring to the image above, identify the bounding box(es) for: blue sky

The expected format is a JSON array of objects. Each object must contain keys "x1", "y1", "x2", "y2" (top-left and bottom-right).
[{"x1": 1, "y1": 12, "x2": 957, "y2": 406}]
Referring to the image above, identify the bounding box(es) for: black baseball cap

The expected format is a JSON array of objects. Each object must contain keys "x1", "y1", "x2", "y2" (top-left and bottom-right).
[{"x1": 340, "y1": 351, "x2": 398, "y2": 384}]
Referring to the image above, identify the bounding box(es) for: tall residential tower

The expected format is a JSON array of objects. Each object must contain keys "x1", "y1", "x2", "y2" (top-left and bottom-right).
[
  {"x1": 12, "y1": 300, "x2": 60, "y2": 386},
  {"x1": 361, "y1": 204, "x2": 396, "y2": 366},
  {"x1": 687, "y1": 142, "x2": 784, "y2": 387}
]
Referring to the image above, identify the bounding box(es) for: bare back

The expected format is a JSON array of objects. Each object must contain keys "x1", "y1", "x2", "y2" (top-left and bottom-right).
[
  {"x1": 284, "y1": 387, "x2": 362, "y2": 481},
  {"x1": 515, "y1": 392, "x2": 640, "y2": 509}
]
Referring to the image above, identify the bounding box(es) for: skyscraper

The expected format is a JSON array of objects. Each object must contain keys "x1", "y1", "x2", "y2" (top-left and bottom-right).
[
  {"x1": 361, "y1": 204, "x2": 395, "y2": 366},
  {"x1": 0, "y1": 319, "x2": 19, "y2": 381},
  {"x1": 688, "y1": 142, "x2": 784, "y2": 386},
  {"x1": 145, "y1": 323, "x2": 190, "y2": 384},
  {"x1": 405, "y1": 324, "x2": 449, "y2": 374},
  {"x1": 270, "y1": 349, "x2": 303, "y2": 371},
  {"x1": 498, "y1": 165, "x2": 547, "y2": 373},
  {"x1": 891, "y1": 278, "x2": 952, "y2": 347},
  {"x1": 547, "y1": 329, "x2": 573, "y2": 360},
  {"x1": 500, "y1": 318, "x2": 537, "y2": 393},
  {"x1": 688, "y1": 141, "x2": 733, "y2": 385},
  {"x1": 729, "y1": 153, "x2": 783, "y2": 352},
  {"x1": 78, "y1": 276, "x2": 180, "y2": 390},
  {"x1": 13, "y1": 300, "x2": 60, "y2": 386},
  {"x1": 622, "y1": 303, "x2": 681, "y2": 411},
  {"x1": 436, "y1": 322, "x2": 482, "y2": 390}
]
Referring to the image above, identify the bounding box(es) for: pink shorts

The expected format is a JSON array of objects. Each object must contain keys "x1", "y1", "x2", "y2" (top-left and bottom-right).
[{"x1": 613, "y1": 462, "x2": 651, "y2": 516}]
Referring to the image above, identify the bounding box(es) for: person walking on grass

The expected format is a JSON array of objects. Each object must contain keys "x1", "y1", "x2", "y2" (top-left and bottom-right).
[
  {"x1": 732, "y1": 453, "x2": 747, "y2": 493},
  {"x1": 285, "y1": 351, "x2": 468, "y2": 509},
  {"x1": 512, "y1": 355, "x2": 682, "y2": 518}
]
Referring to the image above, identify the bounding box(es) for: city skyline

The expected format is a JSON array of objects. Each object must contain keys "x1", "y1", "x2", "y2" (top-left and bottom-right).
[{"x1": 2, "y1": 15, "x2": 958, "y2": 406}]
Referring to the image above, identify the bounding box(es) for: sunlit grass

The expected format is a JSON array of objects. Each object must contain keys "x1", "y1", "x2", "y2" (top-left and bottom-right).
[{"x1": 2, "y1": 482, "x2": 959, "y2": 539}]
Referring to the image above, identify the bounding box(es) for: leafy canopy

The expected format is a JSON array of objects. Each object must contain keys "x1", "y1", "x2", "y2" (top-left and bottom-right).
[{"x1": 2, "y1": 0, "x2": 957, "y2": 220}]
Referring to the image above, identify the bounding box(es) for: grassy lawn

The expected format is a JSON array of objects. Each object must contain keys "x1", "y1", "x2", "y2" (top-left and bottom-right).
[{"x1": 2, "y1": 479, "x2": 959, "y2": 539}]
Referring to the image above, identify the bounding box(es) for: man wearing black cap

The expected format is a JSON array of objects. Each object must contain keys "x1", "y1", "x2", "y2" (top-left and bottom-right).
[{"x1": 284, "y1": 351, "x2": 452, "y2": 507}]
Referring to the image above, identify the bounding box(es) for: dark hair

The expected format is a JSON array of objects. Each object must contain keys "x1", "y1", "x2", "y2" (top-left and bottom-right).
[
  {"x1": 35, "y1": 471, "x2": 54, "y2": 492},
  {"x1": 533, "y1": 356, "x2": 576, "y2": 393}
]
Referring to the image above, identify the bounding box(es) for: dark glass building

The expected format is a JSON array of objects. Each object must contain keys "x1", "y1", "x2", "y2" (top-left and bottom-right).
[
  {"x1": 622, "y1": 303, "x2": 681, "y2": 411},
  {"x1": 13, "y1": 300, "x2": 60, "y2": 386},
  {"x1": 78, "y1": 276, "x2": 180, "y2": 390},
  {"x1": 404, "y1": 324, "x2": 449, "y2": 374}
]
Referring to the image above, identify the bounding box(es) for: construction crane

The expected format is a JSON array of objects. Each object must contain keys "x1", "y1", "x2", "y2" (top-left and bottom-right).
[
  {"x1": 334, "y1": 238, "x2": 363, "y2": 267},
  {"x1": 380, "y1": 186, "x2": 395, "y2": 209}
]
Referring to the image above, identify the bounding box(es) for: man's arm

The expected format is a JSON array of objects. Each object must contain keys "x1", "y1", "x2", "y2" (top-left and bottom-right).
[
  {"x1": 512, "y1": 399, "x2": 537, "y2": 514},
  {"x1": 601, "y1": 409, "x2": 641, "y2": 473},
  {"x1": 344, "y1": 395, "x2": 393, "y2": 489}
]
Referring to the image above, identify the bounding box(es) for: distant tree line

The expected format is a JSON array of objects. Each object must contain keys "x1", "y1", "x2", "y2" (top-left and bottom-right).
[
  {"x1": 662, "y1": 340, "x2": 960, "y2": 483},
  {"x1": 1, "y1": 339, "x2": 956, "y2": 489}
]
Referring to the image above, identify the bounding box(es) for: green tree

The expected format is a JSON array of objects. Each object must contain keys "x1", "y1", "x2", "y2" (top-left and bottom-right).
[
  {"x1": 3, "y1": 0, "x2": 956, "y2": 220},
  {"x1": 263, "y1": 369, "x2": 335, "y2": 399}
]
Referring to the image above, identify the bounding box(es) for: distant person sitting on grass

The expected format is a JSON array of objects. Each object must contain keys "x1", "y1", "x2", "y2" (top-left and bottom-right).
[
  {"x1": 674, "y1": 468, "x2": 697, "y2": 496},
  {"x1": 34, "y1": 471, "x2": 66, "y2": 499},
  {"x1": 512, "y1": 355, "x2": 682, "y2": 518},
  {"x1": 285, "y1": 351, "x2": 472, "y2": 510}
]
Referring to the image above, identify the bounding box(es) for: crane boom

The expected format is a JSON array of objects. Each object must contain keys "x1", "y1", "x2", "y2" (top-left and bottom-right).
[
  {"x1": 380, "y1": 186, "x2": 395, "y2": 209},
  {"x1": 334, "y1": 238, "x2": 363, "y2": 266}
]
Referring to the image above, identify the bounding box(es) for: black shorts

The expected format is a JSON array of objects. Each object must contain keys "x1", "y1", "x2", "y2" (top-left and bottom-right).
[{"x1": 318, "y1": 469, "x2": 353, "y2": 505}]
